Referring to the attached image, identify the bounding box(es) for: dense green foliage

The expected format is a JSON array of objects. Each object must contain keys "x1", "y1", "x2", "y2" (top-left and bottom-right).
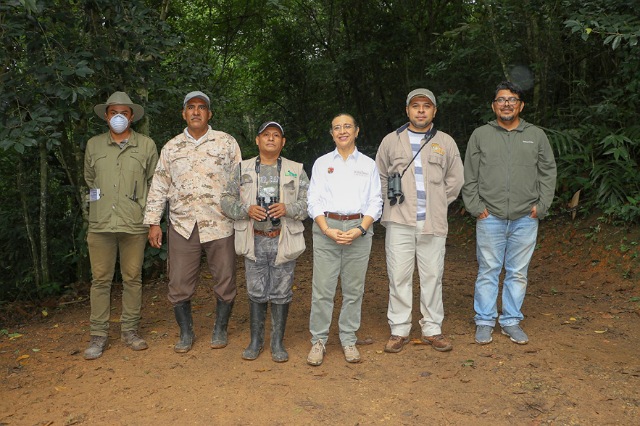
[{"x1": 1, "y1": 0, "x2": 638, "y2": 300}]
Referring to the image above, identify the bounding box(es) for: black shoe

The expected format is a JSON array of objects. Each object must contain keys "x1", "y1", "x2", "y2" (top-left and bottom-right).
[
  {"x1": 242, "y1": 301, "x2": 267, "y2": 360},
  {"x1": 174, "y1": 301, "x2": 195, "y2": 353},
  {"x1": 211, "y1": 299, "x2": 234, "y2": 349},
  {"x1": 270, "y1": 303, "x2": 290, "y2": 363}
]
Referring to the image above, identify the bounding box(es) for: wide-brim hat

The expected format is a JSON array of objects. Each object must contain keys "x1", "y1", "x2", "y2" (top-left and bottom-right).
[{"x1": 94, "y1": 91, "x2": 144, "y2": 122}]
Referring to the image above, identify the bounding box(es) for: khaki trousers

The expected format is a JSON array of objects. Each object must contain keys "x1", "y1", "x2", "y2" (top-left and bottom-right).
[
  {"x1": 87, "y1": 232, "x2": 147, "y2": 336},
  {"x1": 309, "y1": 219, "x2": 373, "y2": 347}
]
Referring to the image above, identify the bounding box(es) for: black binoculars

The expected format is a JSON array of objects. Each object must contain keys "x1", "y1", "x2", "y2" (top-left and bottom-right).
[
  {"x1": 387, "y1": 173, "x2": 404, "y2": 205},
  {"x1": 257, "y1": 196, "x2": 281, "y2": 226}
]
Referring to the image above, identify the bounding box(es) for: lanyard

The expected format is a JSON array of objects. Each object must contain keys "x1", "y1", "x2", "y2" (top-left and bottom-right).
[
  {"x1": 255, "y1": 156, "x2": 282, "y2": 199},
  {"x1": 399, "y1": 126, "x2": 437, "y2": 178}
]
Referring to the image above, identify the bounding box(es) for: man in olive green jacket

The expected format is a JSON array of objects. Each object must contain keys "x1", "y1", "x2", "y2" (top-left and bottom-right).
[
  {"x1": 83, "y1": 92, "x2": 158, "y2": 360},
  {"x1": 462, "y1": 81, "x2": 556, "y2": 346}
]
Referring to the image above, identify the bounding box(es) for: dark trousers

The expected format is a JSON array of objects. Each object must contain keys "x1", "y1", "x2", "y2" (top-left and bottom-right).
[{"x1": 167, "y1": 224, "x2": 237, "y2": 305}]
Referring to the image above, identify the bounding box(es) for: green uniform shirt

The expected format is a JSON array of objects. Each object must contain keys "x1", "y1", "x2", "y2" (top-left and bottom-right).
[{"x1": 84, "y1": 129, "x2": 159, "y2": 234}]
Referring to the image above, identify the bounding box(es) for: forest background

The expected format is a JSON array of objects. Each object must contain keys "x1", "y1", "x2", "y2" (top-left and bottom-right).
[{"x1": 1, "y1": 0, "x2": 639, "y2": 301}]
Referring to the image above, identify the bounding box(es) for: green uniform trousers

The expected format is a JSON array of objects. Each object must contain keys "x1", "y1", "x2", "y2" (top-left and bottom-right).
[{"x1": 87, "y1": 232, "x2": 147, "y2": 336}]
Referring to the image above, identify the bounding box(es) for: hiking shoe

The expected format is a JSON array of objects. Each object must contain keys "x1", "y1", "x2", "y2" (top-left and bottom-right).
[
  {"x1": 475, "y1": 325, "x2": 494, "y2": 345},
  {"x1": 307, "y1": 341, "x2": 326, "y2": 366},
  {"x1": 501, "y1": 325, "x2": 529, "y2": 345},
  {"x1": 84, "y1": 335, "x2": 108, "y2": 360},
  {"x1": 343, "y1": 345, "x2": 361, "y2": 363},
  {"x1": 384, "y1": 335, "x2": 410, "y2": 353},
  {"x1": 421, "y1": 334, "x2": 453, "y2": 352},
  {"x1": 121, "y1": 330, "x2": 149, "y2": 351}
]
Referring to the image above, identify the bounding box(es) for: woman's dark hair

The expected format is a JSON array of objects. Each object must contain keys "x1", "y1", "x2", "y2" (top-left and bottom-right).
[{"x1": 331, "y1": 112, "x2": 359, "y2": 129}]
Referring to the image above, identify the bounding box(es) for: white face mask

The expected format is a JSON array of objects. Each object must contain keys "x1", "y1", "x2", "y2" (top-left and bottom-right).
[{"x1": 109, "y1": 114, "x2": 130, "y2": 134}]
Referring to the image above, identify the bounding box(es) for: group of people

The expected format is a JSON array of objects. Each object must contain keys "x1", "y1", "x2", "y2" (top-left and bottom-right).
[{"x1": 83, "y1": 82, "x2": 557, "y2": 366}]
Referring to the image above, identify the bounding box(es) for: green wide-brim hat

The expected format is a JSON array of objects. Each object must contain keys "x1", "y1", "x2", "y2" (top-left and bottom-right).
[{"x1": 94, "y1": 91, "x2": 144, "y2": 122}]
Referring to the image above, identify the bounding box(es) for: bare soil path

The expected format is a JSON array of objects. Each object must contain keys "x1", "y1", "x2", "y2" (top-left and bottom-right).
[{"x1": 1, "y1": 215, "x2": 639, "y2": 425}]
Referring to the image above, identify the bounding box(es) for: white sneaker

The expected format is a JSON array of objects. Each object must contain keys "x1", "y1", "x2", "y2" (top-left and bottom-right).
[
  {"x1": 342, "y1": 345, "x2": 361, "y2": 363},
  {"x1": 307, "y1": 341, "x2": 326, "y2": 366}
]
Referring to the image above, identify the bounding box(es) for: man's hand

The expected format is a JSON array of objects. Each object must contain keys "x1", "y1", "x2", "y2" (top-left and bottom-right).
[
  {"x1": 267, "y1": 202, "x2": 286, "y2": 219},
  {"x1": 477, "y1": 209, "x2": 489, "y2": 220},
  {"x1": 148, "y1": 225, "x2": 163, "y2": 248},
  {"x1": 248, "y1": 204, "x2": 268, "y2": 222},
  {"x1": 530, "y1": 205, "x2": 538, "y2": 219}
]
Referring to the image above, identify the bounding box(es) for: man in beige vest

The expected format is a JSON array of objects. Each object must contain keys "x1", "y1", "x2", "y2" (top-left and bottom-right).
[{"x1": 221, "y1": 121, "x2": 309, "y2": 362}]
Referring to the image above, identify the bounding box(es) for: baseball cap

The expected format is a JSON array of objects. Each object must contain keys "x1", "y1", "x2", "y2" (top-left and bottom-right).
[
  {"x1": 406, "y1": 88, "x2": 437, "y2": 107},
  {"x1": 258, "y1": 121, "x2": 284, "y2": 135},
  {"x1": 183, "y1": 91, "x2": 210, "y2": 107}
]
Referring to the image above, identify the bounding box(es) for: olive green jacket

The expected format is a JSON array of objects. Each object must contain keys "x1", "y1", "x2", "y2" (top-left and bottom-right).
[
  {"x1": 462, "y1": 119, "x2": 557, "y2": 220},
  {"x1": 84, "y1": 129, "x2": 159, "y2": 234}
]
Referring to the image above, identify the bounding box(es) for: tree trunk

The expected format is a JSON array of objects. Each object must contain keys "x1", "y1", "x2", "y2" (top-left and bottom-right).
[
  {"x1": 160, "y1": 0, "x2": 171, "y2": 21},
  {"x1": 17, "y1": 158, "x2": 41, "y2": 289},
  {"x1": 39, "y1": 140, "x2": 50, "y2": 285}
]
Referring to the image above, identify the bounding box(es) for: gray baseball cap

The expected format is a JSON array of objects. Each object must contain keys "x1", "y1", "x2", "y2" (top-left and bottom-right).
[
  {"x1": 183, "y1": 91, "x2": 210, "y2": 107},
  {"x1": 406, "y1": 88, "x2": 437, "y2": 107}
]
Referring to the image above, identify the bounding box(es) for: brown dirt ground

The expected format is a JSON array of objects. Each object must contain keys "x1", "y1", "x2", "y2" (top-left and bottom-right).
[{"x1": 1, "y1": 213, "x2": 639, "y2": 426}]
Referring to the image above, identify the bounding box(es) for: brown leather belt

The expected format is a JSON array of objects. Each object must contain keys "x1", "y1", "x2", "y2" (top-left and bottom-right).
[
  {"x1": 254, "y1": 229, "x2": 281, "y2": 238},
  {"x1": 324, "y1": 212, "x2": 363, "y2": 221}
]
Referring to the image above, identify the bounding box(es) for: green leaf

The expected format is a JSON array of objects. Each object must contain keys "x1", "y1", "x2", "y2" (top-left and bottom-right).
[{"x1": 611, "y1": 35, "x2": 622, "y2": 50}]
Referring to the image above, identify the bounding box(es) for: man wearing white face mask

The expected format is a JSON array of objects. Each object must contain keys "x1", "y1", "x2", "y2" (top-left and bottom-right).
[{"x1": 83, "y1": 92, "x2": 159, "y2": 360}]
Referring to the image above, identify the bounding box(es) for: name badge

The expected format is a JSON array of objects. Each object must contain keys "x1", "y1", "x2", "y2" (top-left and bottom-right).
[{"x1": 89, "y1": 188, "x2": 101, "y2": 202}]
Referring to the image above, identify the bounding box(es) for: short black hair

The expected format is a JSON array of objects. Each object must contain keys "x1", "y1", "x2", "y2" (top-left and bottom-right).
[
  {"x1": 331, "y1": 113, "x2": 359, "y2": 129},
  {"x1": 494, "y1": 81, "x2": 524, "y2": 101}
]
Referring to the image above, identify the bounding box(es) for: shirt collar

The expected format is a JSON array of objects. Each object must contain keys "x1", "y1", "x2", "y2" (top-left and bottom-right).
[
  {"x1": 331, "y1": 146, "x2": 359, "y2": 161},
  {"x1": 184, "y1": 125, "x2": 213, "y2": 143},
  {"x1": 108, "y1": 129, "x2": 136, "y2": 147}
]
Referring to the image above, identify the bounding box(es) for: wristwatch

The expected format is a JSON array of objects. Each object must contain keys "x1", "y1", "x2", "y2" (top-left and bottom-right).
[{"x1": 357, "y1": 225, "x2": 367, "y2": 236}]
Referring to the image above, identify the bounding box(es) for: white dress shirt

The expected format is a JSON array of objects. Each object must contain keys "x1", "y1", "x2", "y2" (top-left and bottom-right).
[{"x1": 307, "y1": 147, "x2": 383, "y2": 221}]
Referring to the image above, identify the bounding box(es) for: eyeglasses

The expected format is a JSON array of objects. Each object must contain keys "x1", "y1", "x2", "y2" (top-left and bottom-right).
[
  {"x1": 331, "y1": 124, "x2": 355, "y2": 132},
  {"x1": 493, "y1": 97, "x2": 520, "y2": 106}
]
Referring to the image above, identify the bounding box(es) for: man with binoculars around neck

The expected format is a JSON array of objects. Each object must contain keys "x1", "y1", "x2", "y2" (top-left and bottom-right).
[
  {"x1": 375, "y1": 88, "x2": 464, "y2": 354},
  {"x1": 221, "y1": 121, "x2": 309, "y2": 363}
]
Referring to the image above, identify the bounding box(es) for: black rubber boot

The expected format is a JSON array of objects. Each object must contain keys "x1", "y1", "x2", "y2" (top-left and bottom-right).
[
  {"x1": 270, "y1": 302, "x2": 290, "y2": 363},
  {"x1": 173, "y1": 301, "x2": 194, "y2": 353},
  {"x1": 211, "y1": 299, "x2": 234, "y2": 348},
  {"x1": 242, "y1": 301, "x2": 267, "y2": 360}
]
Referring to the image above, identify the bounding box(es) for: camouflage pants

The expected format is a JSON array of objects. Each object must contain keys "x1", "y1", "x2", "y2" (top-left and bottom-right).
[{"x1": 244, "y1": 235, "x2": 296, "y2": 304}]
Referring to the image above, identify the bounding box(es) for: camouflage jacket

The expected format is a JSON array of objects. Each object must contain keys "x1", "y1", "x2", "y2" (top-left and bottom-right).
[{"x1": 144, "y1": 126, "x2": 242, "y2": 242}]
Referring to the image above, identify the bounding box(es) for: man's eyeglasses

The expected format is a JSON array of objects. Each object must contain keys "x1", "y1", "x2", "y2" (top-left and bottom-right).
[
  {"x1": 493, "y1": 97, "x2": 521, "y2": 106},
  {"x1": 331, "y1": 124, "x2": 355, "y2": 132}
]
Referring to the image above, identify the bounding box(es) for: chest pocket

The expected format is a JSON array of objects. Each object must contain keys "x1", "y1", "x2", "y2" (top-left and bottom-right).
[
  {"x1": 239, "y1": 173, "x2": 255, "y2": 205},
  {"x1": 90, "y1": 154, "x2": 109, "y2": 172},
  {"x1": 282, "y1": 178, "x2": 297, "y2": 202},
  {"x1": 427, "y1": 154, "x2": 446, "y2": 185},
  {"x1": 122, "y1": 152, "x2": 147, "y2": 173}
]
